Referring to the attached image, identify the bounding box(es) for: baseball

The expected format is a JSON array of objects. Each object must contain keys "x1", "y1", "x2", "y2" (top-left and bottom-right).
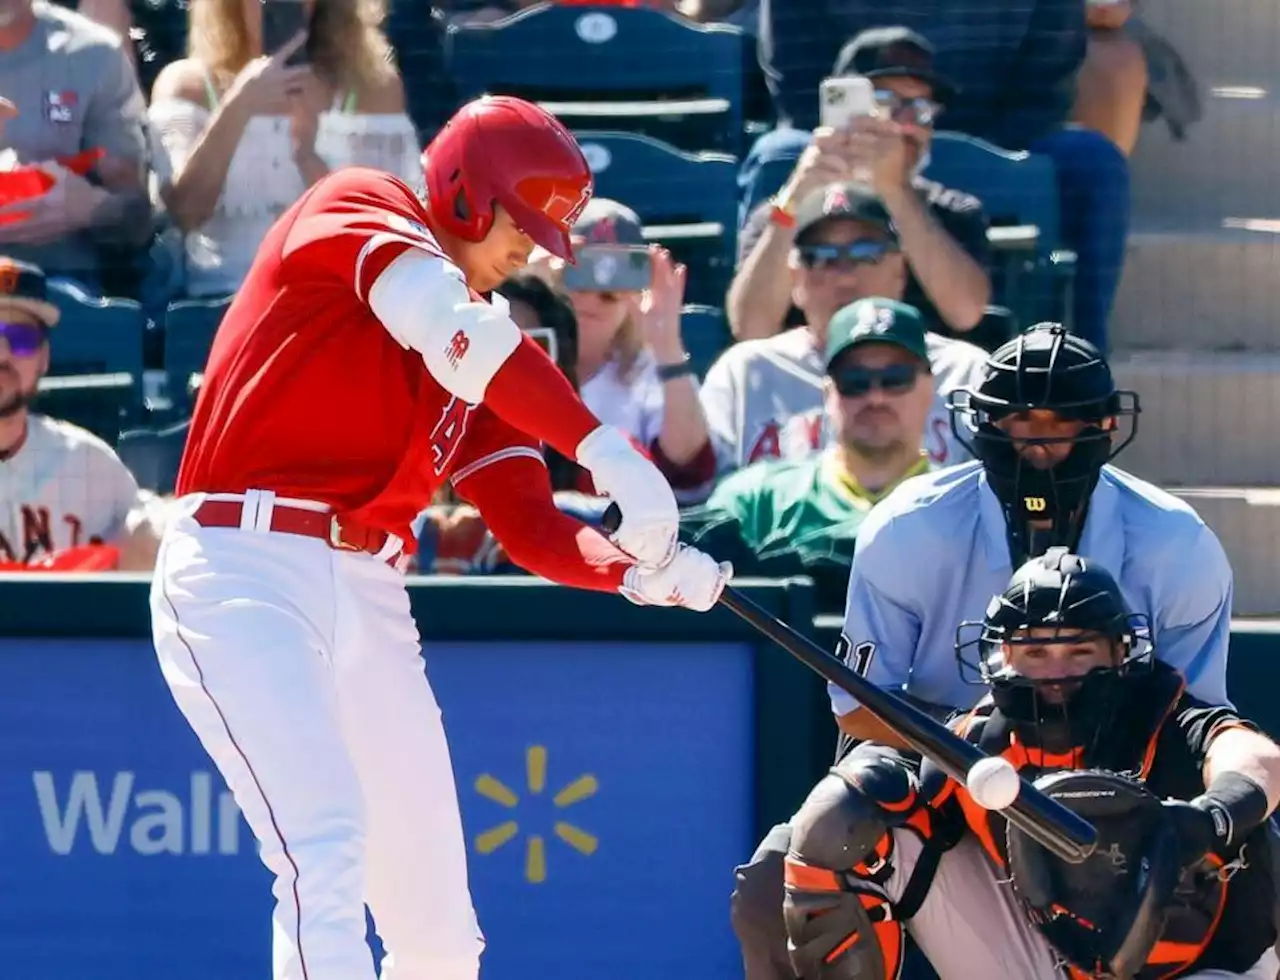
[{"x1": 966, "y1": 756, "x2": 1021, "y2": 810}]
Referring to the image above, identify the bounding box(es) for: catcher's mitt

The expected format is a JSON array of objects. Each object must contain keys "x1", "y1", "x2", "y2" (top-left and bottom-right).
[{"x1": 1006, "y1": 769, "x2": 1183, "y2": 980}]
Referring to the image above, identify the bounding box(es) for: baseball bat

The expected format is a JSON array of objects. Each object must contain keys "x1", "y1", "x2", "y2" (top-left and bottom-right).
[{"x1": 602, "y1": 504, "x2": 1098, "y2": 864}]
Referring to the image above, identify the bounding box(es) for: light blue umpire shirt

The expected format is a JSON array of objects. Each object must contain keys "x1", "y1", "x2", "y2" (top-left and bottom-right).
[{"x1": 833, "y1": 461, "x2": 1233, "y2": 717}]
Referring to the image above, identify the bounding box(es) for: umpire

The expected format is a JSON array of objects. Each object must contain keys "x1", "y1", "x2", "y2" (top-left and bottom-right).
[{"x1": 730, "y1": 322, "x2": 1236, "y2": 979}]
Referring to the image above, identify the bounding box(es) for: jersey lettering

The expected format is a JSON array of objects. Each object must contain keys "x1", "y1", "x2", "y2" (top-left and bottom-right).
[
  {"x1": 22, "y1": 505, "x2": 52, "y2": 559},
  {"x1": 803, "y1": 413, "x2": 822, "y2": 450},
  {"x1": 835, "y1": 633, "x2": 877, "y2": 676},
  {"x1": 747, "y1": 421, "x2": 781, "y2": 464},
  {"x1": 64, "y1": 513, "x2": 83, "y2": 546},
  {"x1": 430, "y1": 396, "x2": 474, "y2": 475}
]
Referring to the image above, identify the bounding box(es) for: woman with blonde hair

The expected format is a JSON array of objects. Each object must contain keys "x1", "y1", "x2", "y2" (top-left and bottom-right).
[
  {"x1": 147, "y1": 0, "x2": 420, "y2": 298},
  {"x1": 536, "y1": 197, "x2": 718, "y2": 501}
]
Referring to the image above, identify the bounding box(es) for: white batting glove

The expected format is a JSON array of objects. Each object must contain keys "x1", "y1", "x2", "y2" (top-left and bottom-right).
[
  {"x1": 619, "y1": 544, "x2": 732, "y2": 612},
  {"x1": 575, "y1": 424, "x2": 679, "y2": 569}
]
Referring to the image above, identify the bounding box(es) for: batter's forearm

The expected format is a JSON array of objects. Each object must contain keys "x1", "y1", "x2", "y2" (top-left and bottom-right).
[{"x1": 488, "y1": 505, "x2": 633, "y2": 592}]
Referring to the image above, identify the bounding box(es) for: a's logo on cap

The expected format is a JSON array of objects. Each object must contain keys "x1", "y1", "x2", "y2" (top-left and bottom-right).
[
  {"x1": 856, "y1": 302, "x2": 895, "y2": 336},
  {"x1": 0, "y1": 260, "x2": 20, "y2": 295}
]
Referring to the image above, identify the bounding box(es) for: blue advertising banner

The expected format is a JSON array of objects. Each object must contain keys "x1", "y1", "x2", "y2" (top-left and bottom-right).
[{"x1": 0, "y1": 638, "x2": 754, "y2": 980}]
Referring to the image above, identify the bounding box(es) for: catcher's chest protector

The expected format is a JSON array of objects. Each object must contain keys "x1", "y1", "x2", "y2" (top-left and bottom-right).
[{"x1": 962, "y1": 675, "x2": 1229, "y2": 979}]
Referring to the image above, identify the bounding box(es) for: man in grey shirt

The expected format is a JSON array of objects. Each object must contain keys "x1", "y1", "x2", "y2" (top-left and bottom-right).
[{"x1": 0, "y1": 0, "x2": 150, "y2": 291}]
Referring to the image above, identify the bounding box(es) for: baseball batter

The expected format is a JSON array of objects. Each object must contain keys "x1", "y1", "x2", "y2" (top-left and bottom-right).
[
  {"x1": 148, "y1": 96, "x2": 731, "y2": 980},
  {"x1": 731, "y1": 323, "x2": 1233, "y2": 980},
  {"x1": 0, "y1": 259, "x2": 142, "y2": 563},
  {"x1": 782, "y1": 551, "x2": 1280, "y2": 980}
]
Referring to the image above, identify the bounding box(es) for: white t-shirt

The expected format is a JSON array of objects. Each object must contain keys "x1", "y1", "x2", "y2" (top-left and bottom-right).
[
  {"x1": 698, "y1": 327, "x2": 988, "y2": 474},
  {"x1": 578, "y1": 350, "x2": 665, "y2": 449},
  {"x1": 0, "y1": 414, "x2": 141, "y2": 563}
]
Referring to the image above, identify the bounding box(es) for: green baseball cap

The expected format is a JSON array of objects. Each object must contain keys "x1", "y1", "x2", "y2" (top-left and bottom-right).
[{"x1": 825, "y1": 298, "x2": 929, "y2": 370}]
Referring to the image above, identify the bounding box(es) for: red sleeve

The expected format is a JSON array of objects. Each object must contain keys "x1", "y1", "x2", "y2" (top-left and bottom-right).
[
  {"x1": 279, "y1": 168, "x2": 451, "y2": 302},
  {"x1": 450, "y1": 408, "x2": 634, "y2": 592}
]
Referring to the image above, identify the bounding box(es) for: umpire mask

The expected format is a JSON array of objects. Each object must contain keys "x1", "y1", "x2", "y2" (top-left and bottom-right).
[{"x1": 949, "y1": 324, "x2": 1139, "y2": 565}]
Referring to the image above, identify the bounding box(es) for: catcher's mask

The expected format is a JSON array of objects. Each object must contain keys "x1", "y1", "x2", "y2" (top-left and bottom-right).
[
  {"x1": 948, "y1": 323, "x2": 1139, "y2": 565},
  {"x1": 955, "y1": 548, "x2": 1153, "y2": 755},
  {"x1": 1007, "y1": 770, "x2": 1187, "y2": 980}
]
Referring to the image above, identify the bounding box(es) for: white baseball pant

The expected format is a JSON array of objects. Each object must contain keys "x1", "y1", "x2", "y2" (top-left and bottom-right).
[{"x1": 150, "y1": 492, "x2": 484, "y2": 980}]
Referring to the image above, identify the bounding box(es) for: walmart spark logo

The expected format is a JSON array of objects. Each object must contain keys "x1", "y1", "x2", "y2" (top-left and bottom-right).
[{"x1": 473, "y1": 746, "x2": 598, "y2": 883}]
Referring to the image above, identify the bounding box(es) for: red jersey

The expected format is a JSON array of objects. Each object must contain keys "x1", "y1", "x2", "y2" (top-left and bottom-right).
[{"x1": 177, "y1": 168, "x2": 541, "y2": 549}]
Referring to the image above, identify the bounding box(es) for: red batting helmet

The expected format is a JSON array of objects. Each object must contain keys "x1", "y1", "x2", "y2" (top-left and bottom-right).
[{"x1": 421, "y1": 96, "x2": 593, "y2": 261}]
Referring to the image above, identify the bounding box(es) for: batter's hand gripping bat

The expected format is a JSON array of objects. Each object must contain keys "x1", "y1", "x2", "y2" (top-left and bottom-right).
[{"x1": 602, "y1": 504, "x2": 1097, "y2": 864}]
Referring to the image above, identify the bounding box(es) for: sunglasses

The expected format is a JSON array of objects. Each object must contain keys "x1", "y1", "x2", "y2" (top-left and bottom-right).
[
  {"x1": 874, "y1": 90, "x2": 941, "y2": 127},
  {"x1": 797, "y1": 239, "x2": 897, "y2": 270},
  {"x1": 0, "y1": 321, "x2": 47, "y2": 357},
  {"x1": 831, "y1": 363, "x2": 921, "y2": 398}
]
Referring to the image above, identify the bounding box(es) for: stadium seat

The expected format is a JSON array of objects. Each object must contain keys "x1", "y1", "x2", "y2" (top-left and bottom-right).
[
  {"x1": 40, "y1": 281, "x2": 146, "y2": 439},
  {"x1": 680, "y1": 304, "x2": 730, "y2": 378},
  {"x1": 46, "y1": 280, "x2": 146, "y2": 378},
  {"x1": 33, "y1": 373, "x2": 136, "y2": 445},
  {"x1": 576, "y1": 130, "x2": 738, "y2": 307},
  {"x1": 445, "y1": 4, "x2": 748, "y2": 154},
  {"x1": 923, "y1": 132, "x2": 1076, "y2": 330},
  {"x1": 116, "y1": 418, "x2": 189, "y2": 495},
  {"x1": 163, "y1": 296, "x2": 230, "y2": 414}
]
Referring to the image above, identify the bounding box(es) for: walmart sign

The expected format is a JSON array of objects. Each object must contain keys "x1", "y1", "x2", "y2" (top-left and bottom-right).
[{"x1": 0, "y1": 638, "x2": 754, "y2": 980}]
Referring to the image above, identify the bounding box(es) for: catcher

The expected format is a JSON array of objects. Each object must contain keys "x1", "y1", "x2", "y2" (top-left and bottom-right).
[{"x1": 783, "y1": 549, "x2": 1280, "y2": 980}]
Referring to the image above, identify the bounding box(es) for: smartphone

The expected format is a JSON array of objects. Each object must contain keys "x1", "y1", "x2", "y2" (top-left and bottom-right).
[
  {"x1": 562, "y1": 245, "x2": 653, "y2": 293},
  {"x1": 819, "y1": 75, "x2": 881, "y2": 129},
  {"x1": 261, "y1": 0, "x2": 312, "y2": 65}
]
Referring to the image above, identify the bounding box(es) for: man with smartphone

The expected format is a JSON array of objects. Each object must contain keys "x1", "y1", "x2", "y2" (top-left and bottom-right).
[
  {"x1": 703, "y1": 180, "x2": 986, "y2": 478},
  {"x1": 731, "y1": 28, "x2": 991, "y2": 345}
]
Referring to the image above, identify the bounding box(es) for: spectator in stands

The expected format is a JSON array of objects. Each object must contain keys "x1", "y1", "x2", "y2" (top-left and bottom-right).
[
  {"x1": 732, "y1": 30, "x2": 990, "y2": 342},
  {"x1": 751, "y1": 13, "x2": 1129, "y2": 351},
  {"x1": 534, "y1": 197, "x2": 717, "y2": 499},
  {"x1": 702, "y1": 180, "x2": 986, "y2": 475},
  {"x1": 682, "y1": 297, "x2": 932, "y2": 613},
  {"x1": 0, "y1": 258, "x2": 150, "y2": 567},
  {"x1": 1071, "y1": 0, "x2": 1148, "y2": 156},
  {"x1": 0, "y1": 0, "x2": 150, "y2": 294},
  {"x1": 147, "y1": 0, "x2": 419, "y2": 299}
]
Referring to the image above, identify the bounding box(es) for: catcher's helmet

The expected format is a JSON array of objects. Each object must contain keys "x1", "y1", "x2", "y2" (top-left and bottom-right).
[
  {"x1": 956, "y1": 548, "x2": 1153, "y2": 748},
  {"x1": 949, "y1": 323, "x2": 1139, "y2": 563},
  {"x1": 421, "y1": 96, "x2": 593, "y2": 261}
]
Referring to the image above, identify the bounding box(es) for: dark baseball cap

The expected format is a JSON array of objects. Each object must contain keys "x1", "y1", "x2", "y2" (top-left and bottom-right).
[
  {"x1": 832, "y1": 26, "x2": 957, "y2": 105},
  {"x1": 572, "y1": 197, "x2": 645, "y2": 246},
  {"x1": 794, "y1": 182, "x2": 895, "y2": 244},
  {"x1": 826, "y1": 298, "x2": 929, "y2": 370},
  {"x1": 0, "y1": 257, "x2": 58, "y2": 327}
]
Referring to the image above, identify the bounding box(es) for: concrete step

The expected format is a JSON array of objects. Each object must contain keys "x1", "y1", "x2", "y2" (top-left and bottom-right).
[
  {"x1": 1134, "y1": 0, "x2": 1280, "y2": 91},
  {"x1": 1109, "y1": 352, "x2": 1280, "y2": 484},
  {"x1": 1111, "y1": 228, "x2": 1280, "y2": 351},
  {"x1": 1130, "y1": 94, "x2": 1280, "y2": 231},
  {"x1": 1171, "y1": 487, "x2": 1280, "y2": 616}
]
